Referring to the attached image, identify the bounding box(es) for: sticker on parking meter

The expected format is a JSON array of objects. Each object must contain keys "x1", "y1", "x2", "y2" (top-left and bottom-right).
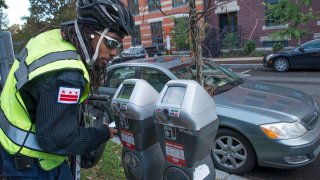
[
  {"x1": 169, "y1": 108, "x2": 180, "y2": 117},
  {"x1": 165, "y1": 141, "x2": 185, "y2": 166},
  {"x1": 121, "y1": 129, "x2": 135, "y2": 150}
]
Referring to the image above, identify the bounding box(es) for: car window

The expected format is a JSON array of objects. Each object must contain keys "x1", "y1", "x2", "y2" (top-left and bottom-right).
[
  {"x1": 170, "y1": 61, "x2": 240, "y2": 87},
  {"x1": 302, "y1": 39, "x2": 320, "y2": 49},
  {"x1": 140, "y1": 67, "x2": 171, "y2": 92},
  {"x1": 105, "y1": 67, "x2": 135, "y2": 88}
]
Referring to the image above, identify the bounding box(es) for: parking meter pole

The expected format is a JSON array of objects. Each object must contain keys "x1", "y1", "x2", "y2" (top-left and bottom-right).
[
  {"x1": 0, "y1": 31, "x2": 15, "y2": 88},
  {"x1": 154, "y1": 80, "x2": 219, "y2": 180},
  {"x1": 112, "y1": 79, "x2": 164, "y2": 180}
]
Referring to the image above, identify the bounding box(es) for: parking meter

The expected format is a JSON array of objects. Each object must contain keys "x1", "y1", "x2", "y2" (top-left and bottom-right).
[
  {"x1": 154, "y1": 80, "x2": 219, "y2": 180},
  {"x1": 112, "y1": 79, "x2": 164, "y2": 180}
]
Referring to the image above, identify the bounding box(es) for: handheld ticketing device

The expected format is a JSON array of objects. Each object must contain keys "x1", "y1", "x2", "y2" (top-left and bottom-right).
[
  {"x1": 154, "y1": 80, "x2": 219, "y2": 180},
  {"x1": 112, "y1": 79, "x2": 164, "y2": 180}
]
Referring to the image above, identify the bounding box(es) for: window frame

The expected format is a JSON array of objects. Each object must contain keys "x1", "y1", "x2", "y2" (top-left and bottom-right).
[
  {"x1": 127, "y1": 0, "x2": 139, "y2": 15},
  {"x1": 150, "y1": 21, "x2": 164, "y2": 45},
  {"x1": 148, "y1": 0, "x2": 161, "y2": 12}
]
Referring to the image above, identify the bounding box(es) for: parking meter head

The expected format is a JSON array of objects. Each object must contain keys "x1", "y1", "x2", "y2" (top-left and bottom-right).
[{"x1": 153, "y1": 80, "x2": 219, "y2": 168}]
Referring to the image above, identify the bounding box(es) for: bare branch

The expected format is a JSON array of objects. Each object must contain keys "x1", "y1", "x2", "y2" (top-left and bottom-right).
[{"x1": 238, "y1": 0, "x2": 258, "y2": 39}]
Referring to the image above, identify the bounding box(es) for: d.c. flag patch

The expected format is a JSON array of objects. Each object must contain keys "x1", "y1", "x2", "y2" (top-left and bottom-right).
[{"x1": 57, "y1": 87, "x2": 81, "y2": 104}]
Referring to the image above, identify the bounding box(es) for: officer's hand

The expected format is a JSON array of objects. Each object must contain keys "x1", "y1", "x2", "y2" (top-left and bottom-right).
[{"x1": 108, "y1": 127, "x2": 118, "y2": 138}]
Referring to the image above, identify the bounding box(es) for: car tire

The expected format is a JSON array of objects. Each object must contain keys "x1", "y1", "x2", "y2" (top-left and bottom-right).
[
  {"x1": 273, "y1": 58, "x2": 290, "y2": 72},
  {"x1": 211, "y1": 128, "x2": 256, "y2": 175}
]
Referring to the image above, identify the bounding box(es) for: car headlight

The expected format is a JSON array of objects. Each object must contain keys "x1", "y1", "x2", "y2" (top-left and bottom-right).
[
  {"x1": 266, "y1": 54, "x2": 274, "y2": 61},
  {"x1": 260, "y1": 121, "x2": 307, "y2": 139}
]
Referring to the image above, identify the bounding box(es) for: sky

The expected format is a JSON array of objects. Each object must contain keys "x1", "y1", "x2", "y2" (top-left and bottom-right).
[{"x1": 4, "y1": 0, "x2": 30, "y2": 26}]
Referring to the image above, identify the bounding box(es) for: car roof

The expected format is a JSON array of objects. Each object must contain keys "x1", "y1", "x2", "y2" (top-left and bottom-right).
[{"x1": 109, "y1": 55, "x2": 194, "y2": 69}]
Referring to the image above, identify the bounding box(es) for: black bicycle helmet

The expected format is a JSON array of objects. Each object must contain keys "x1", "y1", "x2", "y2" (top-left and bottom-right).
[{"x1": 77, "y1": 0, "x2": 135, "y2": 37}]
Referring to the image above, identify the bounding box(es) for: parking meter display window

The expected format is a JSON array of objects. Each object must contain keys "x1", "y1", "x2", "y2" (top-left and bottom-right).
[
  {"x1": 161, "y1": 86, "x2": 186, "y2": 105},
  {"x1": 117, "y1": 84, "x2": 134, "y2": 99},
  {"x1": 155, "y1": 120, "x2": 218, "y2": 168}
]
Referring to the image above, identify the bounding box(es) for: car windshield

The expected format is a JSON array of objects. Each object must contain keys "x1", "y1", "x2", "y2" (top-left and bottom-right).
[{"x1": 170, "y1": 60, "x2": 242, "y2": 92}]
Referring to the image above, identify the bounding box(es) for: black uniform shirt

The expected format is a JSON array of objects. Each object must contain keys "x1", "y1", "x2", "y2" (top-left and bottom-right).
[{"x1": 19, "y1": 70, "x2": 110, "y2": 156}]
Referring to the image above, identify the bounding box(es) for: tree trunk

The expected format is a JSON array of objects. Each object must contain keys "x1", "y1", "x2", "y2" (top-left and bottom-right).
[{"x1": 189, "y1": 0, "x2": 203, "y2": 86}]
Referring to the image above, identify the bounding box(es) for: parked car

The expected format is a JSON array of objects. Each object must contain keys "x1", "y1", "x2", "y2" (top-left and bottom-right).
[
  {"x1": 111, "y1": 45, "x2": 161, "y2": 64},
  {"x1": 263, "y1": 38, "x2": 320, "y2": 72},
  {"x1": 97, "y1": 56, "x2": 320, "y2": 174}
]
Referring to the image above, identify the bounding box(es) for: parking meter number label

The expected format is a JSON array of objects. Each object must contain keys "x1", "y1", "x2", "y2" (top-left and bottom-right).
[
  {"x1": 165, "y1": 141, "x2": 185, "y2": 166},
  {"x1": 121, "y1": 130, "x2": 135, "y2": 150}
]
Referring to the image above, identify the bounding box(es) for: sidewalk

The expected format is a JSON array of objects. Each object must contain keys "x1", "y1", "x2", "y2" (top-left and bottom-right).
[
  {"x1": 209, "y1": 56, "x2": 263, "y2": 64},
  {"x1": 208, "y1": 56, "x2": 264, "y2": 69}
]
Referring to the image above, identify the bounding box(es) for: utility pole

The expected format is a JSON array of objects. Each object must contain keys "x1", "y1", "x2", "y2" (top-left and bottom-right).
[{"x1": 0, "y1": 8, "x2": 14, "y2": 88}]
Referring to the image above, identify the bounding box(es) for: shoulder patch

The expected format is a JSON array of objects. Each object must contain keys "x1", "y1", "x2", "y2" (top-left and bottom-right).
[{"x1": 57, "y1": 87, "x2": 81, "y2": 104}]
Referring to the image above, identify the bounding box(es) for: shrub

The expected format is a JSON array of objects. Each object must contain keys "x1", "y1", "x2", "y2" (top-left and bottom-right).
[
  {"x1": 272, "y1": 42, "x2": 284, "y2": 52},
  {"x1": 243, "y1": 40, "x2": 256, "y2": 55},
  {"x1": 223, "y1": 32, "x2": 238, "y2": 50}
]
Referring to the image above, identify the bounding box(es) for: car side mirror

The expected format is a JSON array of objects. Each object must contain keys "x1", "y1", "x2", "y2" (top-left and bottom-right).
[{"x1": 298, "y1": 46, "x2": 305, "y2": 52}]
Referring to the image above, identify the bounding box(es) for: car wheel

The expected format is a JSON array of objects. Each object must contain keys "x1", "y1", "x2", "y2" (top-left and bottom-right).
[
  {"x1": 212, "y1": 128, "x2": 256, "y2": 174},
  {"x1": 273, "y1": 58, "x2": 289, "y2": 72}
]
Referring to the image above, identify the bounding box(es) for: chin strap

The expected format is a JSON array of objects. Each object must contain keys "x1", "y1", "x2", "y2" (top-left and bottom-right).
[
  {"x1": 92, "y1": 28, "x2": 109, "y2": 63},
  {"x1": 75, "y1": 19, "x2": 91, "y2": 64}
]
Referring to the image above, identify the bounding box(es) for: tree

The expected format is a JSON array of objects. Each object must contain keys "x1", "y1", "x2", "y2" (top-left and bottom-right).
[
  {"x1": 12, "y1": 0, "x2": 77, "y2": 52},
  {"x1": 172, "y1": 17, "x2": 191, "y2": 52},
  {"x1": 0, "y1": 8, "x2": 9, "y2": 30},
  {"x1": 0, "y1": 0, "x2": 7, "y2": 9},
  {"x1": 266, "y1": 0, "x2": 318, "y2": 45}
]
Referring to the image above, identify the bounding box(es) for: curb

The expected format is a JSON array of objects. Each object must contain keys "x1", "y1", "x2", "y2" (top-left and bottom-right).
[{"x1": 111, "y1": 137, "x2": 249, "y2": 180}]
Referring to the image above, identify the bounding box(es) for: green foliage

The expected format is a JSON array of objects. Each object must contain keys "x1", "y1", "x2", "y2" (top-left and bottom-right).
[
  {"x1": 265, "y1": 0, "x2": 319, "y2": 44},
  {"x1": 0, "y1": 0, "x2": 7, "y2": 9},
  {"x1": 243, "y1": 40, "x2": 256, "y2": 55},
  {"x1": 10, "y1": 0, "x2": 77, "y2": 53},
  {"x1": 0, "y1": 8, "x2": 9, "y2": 29},
  {"x1": 272, "y1": 42, "x2": 284, "y2": 52},
  {"x1": 81, "y1": 141, "x2": 125, "y2": 180},
  {"x1": 223, "y1": 32, "x2": 238, "y2": 50},
  {"x1": 172, "y1": 17, "x2": 191, "y2": 51}
]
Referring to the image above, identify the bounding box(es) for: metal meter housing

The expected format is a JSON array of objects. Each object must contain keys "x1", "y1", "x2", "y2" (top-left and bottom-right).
[{"x1": 154, "y1": 80, "x2": 219, "y2": 177}]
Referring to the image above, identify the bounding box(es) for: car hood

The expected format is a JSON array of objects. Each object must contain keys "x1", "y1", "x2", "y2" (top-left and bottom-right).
[{"x1": 215, "y1": 80, "x2": 318, "y2": 126}]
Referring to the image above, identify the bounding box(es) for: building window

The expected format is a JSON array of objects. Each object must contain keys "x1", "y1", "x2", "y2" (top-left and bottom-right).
[
  {"x1": 148, "y1": 0, "x2": 161, "y2": 12},
  {"x1": 150, "y1": 22, "x2": 163, "y2": 45},
  {"x1": 262, "y1": 40, "x2": 288, "y2": 48},
  {"x1": 265, "y1": 0, "x2": 280, "y2": 27},
  {"x1": 128, "y1": 0, "x2": 139, "y2": 15},
  {"x1": 173, "y1": 0, "x2": 188, "y2": 7},
  {"x1": 132, "y1": 25, "x2": 141, "y2": 46}
]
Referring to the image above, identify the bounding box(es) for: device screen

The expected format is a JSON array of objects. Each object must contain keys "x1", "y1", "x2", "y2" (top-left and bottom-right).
[
  {"x1": 161, "y1": 86, "x2": 186, "y2": 105},
  {"x1": 118, "y1": 84, "x2": 135, "y2": 99}
]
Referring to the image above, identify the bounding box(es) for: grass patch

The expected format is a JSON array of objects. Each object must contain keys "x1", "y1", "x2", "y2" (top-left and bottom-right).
[{"x1": 81, "y1": 141, "x2": 125, "y2": 180}]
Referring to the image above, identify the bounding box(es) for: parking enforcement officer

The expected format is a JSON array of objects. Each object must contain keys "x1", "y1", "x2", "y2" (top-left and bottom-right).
[{"x1": 0, "y1": 0, "x2": 134, "y2": 179}]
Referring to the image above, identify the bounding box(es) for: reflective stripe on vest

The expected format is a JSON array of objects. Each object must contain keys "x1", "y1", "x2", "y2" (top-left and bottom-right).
[
  {"x1": 0, "y1": 110, "x2": 42, "y2": 151},
  {"x1": 15, "y1": 50, "x2": 79, "y2": 90}
]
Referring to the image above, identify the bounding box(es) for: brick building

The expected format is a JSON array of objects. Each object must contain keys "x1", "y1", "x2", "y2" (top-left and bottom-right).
[
  {"x1": 122, "y1": 0, "x2": 205, "y2": 50},
  {"x1": 122, "y1": 0, "x2": 320, "y2": 56},
  {"x1": 204, "y1": 0, "x2": 320, "y2": 56}
]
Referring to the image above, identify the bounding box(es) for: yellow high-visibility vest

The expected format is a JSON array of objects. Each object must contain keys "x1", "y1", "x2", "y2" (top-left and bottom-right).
[{"x1": 0, "y1": 29, "x2": 90, "y2": 171}]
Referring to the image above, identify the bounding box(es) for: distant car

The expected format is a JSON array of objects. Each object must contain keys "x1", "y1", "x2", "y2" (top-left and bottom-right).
[
  {"x1": 263, "y1": 38, "x2": 320, "y2": 72},
  {"x1": 96, "y1": 56, "x2": 320, "y2": 174},
  {"x1": 112, "y1": 46, "x2": 161, "y2": 64}
]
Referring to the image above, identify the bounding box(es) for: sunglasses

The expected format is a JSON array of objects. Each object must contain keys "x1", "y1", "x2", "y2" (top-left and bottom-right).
[{"x1": 95, "y1": 31, "x2": 122, "y2": 49}]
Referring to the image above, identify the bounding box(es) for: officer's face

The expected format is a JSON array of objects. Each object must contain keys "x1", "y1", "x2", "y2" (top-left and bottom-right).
[{"x1": 91, "y1": 31, "x2": 123, "y2": 67}]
